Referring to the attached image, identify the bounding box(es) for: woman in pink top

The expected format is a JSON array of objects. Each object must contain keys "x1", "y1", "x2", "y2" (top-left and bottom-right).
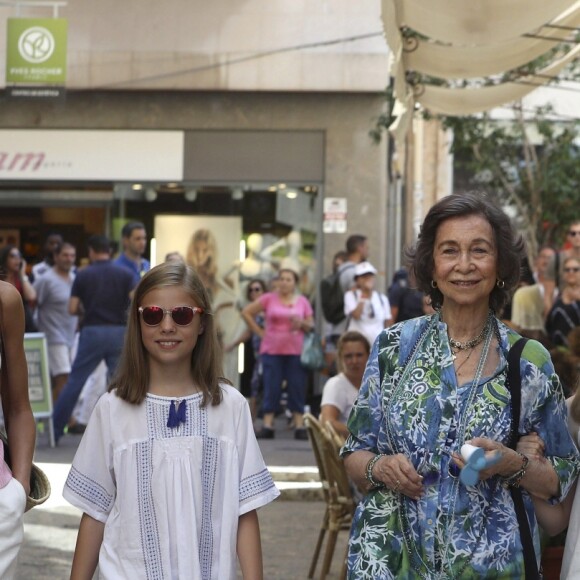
[
  {"x1": 0, "y1": 281, "x2": 36, "y2": 579},
  {"x1": 242, "y1": 260, "x2": 314, "y2": 440}
]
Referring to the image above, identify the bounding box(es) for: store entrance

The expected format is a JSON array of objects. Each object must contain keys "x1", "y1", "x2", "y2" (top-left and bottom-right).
[{"x1": 0, "y1": 205, "x2": 108, "y2": 276}]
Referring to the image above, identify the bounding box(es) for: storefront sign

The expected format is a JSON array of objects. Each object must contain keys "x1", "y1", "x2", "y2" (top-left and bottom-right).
[
  {"x1": 6, "y1": 18, "x2": 68, "y2": 84},
  {"x1": 23, "y1": 333, "x2": 52, "y2": 418},
  {"x1": 323, "y1": 197, "x2": 347, "y2": 233},
  {"x1": 6, "y1": 86, "x2": 65, "y2": 100},
  {"x1": 0, "y1": 130, "x2": 184, "y2": 181}
]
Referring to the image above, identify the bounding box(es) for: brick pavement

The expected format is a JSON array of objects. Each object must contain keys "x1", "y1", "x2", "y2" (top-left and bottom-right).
[{"x1": 17, "y1": 415, "x2": 350, "y2": 579}]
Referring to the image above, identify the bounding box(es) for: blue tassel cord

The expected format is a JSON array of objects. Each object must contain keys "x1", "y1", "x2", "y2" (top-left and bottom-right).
[{"x1": 167, "y1": 400, "x2": 187, "y2": 428}]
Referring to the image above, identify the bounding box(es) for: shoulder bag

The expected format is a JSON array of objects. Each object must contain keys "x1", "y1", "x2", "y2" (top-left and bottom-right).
[
  {"x1": 0, "y1": 431, "x2": 50, "y2": 511},
  {"x1": 300, "y1": 331, "x2": 325, "y2": 371},
  {"x1": 506, "y1": 337, "x2": 541, "y2": 580}
]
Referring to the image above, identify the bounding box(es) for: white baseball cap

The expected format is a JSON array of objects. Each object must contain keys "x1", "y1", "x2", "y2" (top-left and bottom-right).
[{"x1": 354, "y1": 261, "x2": 377, "y2": 278}]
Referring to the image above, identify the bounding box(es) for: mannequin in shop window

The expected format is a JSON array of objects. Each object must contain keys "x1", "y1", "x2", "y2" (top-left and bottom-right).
[
  {"x1": 226, "y1": 229, "x2": 314, "y2": 298},
  {"x1": 223, "y1": 233, "x2": 277, "y2": 289},
  {"x1": 186, "y1": 229, "x2": 241, "y2": 387}
]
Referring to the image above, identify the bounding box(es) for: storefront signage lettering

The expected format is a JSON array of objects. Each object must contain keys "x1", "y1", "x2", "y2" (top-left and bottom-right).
[
  {"x1": 0, "y1": 152, "x2": 45, "y2": 172},
  {"x1": 0, "y1": 130, "x2": 184, "y2": 181}
]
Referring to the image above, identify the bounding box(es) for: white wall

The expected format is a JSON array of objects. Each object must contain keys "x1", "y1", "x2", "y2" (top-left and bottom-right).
[{"x1": 0, "y1": 0, "x2": 389, "y2": 91}]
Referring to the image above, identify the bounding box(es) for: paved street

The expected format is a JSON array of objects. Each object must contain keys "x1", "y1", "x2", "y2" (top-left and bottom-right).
[{"x1": 17, "y1": 416, "x2": 349, "y2": 579}]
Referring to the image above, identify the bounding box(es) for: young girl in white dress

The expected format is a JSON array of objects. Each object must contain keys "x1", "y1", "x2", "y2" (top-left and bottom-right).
[{"x1": 64, "y1": 262, "x2": 279, "y2": 580}]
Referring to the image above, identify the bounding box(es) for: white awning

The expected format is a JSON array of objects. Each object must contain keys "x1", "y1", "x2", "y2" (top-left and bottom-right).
[{"x1": 382, "y1": 0, "x2": 580, "y2": 145}]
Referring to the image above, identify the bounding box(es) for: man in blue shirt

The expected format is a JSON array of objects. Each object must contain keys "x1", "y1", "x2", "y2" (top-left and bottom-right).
[
  {"x1": 114, "y1": 221, "x2": 150, "y2": 286},
  {"x1": 52, "y1": 235, "x2": 134, "y2": 442}
]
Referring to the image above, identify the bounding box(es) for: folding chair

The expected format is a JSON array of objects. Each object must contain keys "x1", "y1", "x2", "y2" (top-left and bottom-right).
[{"x1": 304, "y1": 413, "x2": 355, "y2": 580}]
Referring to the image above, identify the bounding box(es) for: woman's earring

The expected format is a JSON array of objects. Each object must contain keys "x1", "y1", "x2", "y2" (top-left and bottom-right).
[
  {"x1": 431, "y1": 280, "x2": 438, "y2": 289},
  {"x1": 496, "y1": 279, "x2": 505, "y2": 288}
]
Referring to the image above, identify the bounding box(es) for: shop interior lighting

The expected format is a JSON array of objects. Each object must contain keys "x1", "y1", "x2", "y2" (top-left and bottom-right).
[
  {"x1": 131, "y1": 183, "x2": 143, "y2": 190},
  {"x1": 231, "y1": 187, "x2": 244, "y2": 200},
  {"x1": 285, "y1": 190, "x2": 298, "y2": 200},
  {"x1": 184, "y1": 189, "x2": 198, "y2": 202},
  {"x1": 268, "y1": 185, "x2": 277, "y2": 192},
  {"x1": 144, "y1": 188, "x2": 158, "y2": 202},
  {"x1": 278, "y1": 183, "x2": 287, "y2": 190}
]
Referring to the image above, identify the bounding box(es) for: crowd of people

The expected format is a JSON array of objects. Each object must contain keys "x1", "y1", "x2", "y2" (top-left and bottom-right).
[{"x1": 2, "y1": 195, "x2": 580, "y2": 577}]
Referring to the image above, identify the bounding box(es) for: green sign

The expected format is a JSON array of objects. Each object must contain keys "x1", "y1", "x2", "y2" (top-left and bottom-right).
[
  {"x1": 6, "y1": 18, "x2": 67, "y2": 84},
  {"x1": 23, "y1": 333, "x2": 52, "y2": 417}
]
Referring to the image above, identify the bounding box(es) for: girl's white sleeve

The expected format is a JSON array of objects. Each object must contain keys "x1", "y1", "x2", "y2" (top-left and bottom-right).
[
  {"x1": 236, "y1": 397, "x2": 280, "y2": 515},
  {"x1": 62, "y1": 395, "x2": 116, "y2": 523}
]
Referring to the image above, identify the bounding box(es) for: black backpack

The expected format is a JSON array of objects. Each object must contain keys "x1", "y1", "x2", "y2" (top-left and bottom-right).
[{"x1": 320, "y1": 263, "x2": 354, "y2": 325}]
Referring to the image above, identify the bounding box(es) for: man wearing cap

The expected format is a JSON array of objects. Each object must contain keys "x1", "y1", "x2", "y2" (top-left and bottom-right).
[{"x1": 343, "y1": 261, "x2": 392, "y2": 346}]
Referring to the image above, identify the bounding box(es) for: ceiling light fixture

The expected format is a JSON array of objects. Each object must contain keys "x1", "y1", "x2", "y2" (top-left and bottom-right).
[
  {"x1": 184, "y1": 189, "x2": 198, "y2": 202},
  {"x1": 144, "y1": 188, "x2": 158, "y2": 202}
]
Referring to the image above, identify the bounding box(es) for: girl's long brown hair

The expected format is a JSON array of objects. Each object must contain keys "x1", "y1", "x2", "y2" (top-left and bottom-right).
[{"x1": 109, "y1": 261, "x2": 227, "y2": 406}]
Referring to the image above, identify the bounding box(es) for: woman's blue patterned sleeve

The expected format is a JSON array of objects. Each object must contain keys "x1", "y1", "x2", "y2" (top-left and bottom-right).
[
  {"x1": 522, "y1": 345, "x2": 580, "y2": 503},
  {"x1": 341, "y1": 335, "x2": 384, "y2": 456}
]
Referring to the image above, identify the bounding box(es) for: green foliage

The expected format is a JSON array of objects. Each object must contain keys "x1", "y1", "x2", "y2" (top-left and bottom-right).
[
  {"x1": 446, "y1": 105, "x2": 580, "y2": 257},
  {"x1": 369, "y1": 85, "x2": 396, "y2": 144}
]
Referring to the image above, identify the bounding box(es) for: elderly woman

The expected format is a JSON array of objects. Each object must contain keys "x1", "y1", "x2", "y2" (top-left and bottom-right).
[
  {"x1": 341, "y1": 192, "x2": 580, "y2": 578},
  {"x1": 242, "y1": 259, "x2": 314, "y2": 440}
]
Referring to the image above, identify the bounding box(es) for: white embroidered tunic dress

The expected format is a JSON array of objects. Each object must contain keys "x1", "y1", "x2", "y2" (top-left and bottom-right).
[{"x1": 63, "y1": 384, "x2": 280, "y2": 579}]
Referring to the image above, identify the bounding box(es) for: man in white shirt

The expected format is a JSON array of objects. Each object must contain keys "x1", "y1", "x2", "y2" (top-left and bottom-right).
[{"x1": 33, "y1": 242, "x2": 78, "y2": 399}]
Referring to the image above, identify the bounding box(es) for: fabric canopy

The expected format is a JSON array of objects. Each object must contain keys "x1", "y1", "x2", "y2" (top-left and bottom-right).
[
  {"x1": 395, "y1": 0, "x2": 580, "y2": 45},
  {"x1": 404, "y1": 6, "x2": 580, "y2": 79},
  {"x1": 417, "y1": 43, "x2": 580, "y2": 115},
  {"x1": 382, "y1": 0, "x2": 580, "y2": 146}
]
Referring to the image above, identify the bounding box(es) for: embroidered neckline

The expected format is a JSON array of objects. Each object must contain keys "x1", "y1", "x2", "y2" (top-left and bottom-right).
[{"x1": 146, "y1": 392, "x2": 202, "y2": 401}]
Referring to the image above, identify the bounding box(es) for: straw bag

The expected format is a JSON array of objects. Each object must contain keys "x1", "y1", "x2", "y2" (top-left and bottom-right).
[{"x1": 1, "y1": 431, "x2": 51, "y2": 511}]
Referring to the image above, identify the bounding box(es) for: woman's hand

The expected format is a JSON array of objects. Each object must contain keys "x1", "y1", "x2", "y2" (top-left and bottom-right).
[
  {"x1": 451, "y1": 437, "x2": 526, "y2": 481},
  {"x1": 372, "y1": 453, "x2": 424, "y2": 500},
  {"x1": 517, "y1": 432, "x2": 546, "y2": 462}
]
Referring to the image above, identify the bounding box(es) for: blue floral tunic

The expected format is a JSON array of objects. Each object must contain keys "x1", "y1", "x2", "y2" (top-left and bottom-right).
[{"x1": 342, "y1": 314, "x2": 580, "y2": 579}]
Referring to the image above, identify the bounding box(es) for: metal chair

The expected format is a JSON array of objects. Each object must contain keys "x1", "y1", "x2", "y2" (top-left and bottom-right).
[{"x1": 304, "y1": 413, "x2": 355, "y2": 580}]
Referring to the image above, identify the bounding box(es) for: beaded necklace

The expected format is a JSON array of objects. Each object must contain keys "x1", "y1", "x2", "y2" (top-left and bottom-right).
[
  {"x1": 384, "y1": 312, "x2": 497, "y2": 578},
  {"x1": 448, "y1": 311, "x2": 493, "y2": 355}
]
